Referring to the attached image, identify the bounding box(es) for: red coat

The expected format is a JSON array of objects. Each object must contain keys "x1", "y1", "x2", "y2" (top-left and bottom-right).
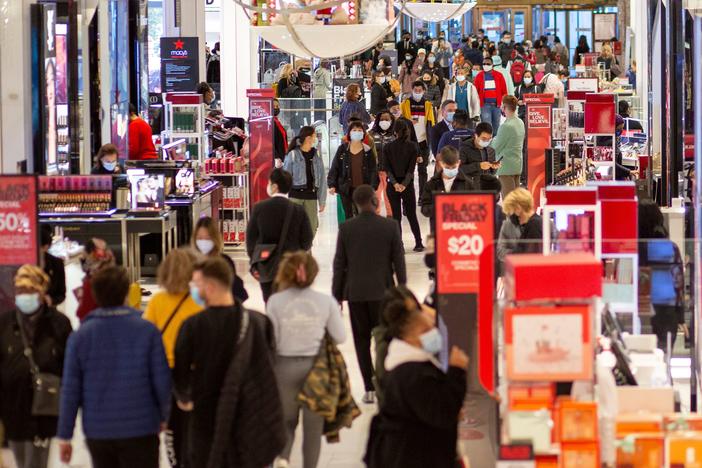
[
  {"x1": 473, "y1": 70, "x2": 508, "y2": 107},
  {"x1": 128, "y1": 117, "x2": 158, "y2": 160}
]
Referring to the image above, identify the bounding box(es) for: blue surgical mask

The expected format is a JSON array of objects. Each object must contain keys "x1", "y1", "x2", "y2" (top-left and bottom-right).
[
  {"x1": 16, "y1": 293, "x2": 41, "y2": 315},
  {"x1": 350, "y1": 130, "x2": 364, "y2": 142},
  {"x1": 445, "y1": 112, "x2": 455, "y2": 122},
  {"x1": 412, "y1": 92, "x2": 424, "y2": 101},
  {"x1": 419, "y1": 328, "x2": 443, "y2": 355},
  {"x1": 190, "y1": 285, "x2": 205, "y2": 307},
  {"x1": 443, "y1": 167, "x2": 459, "y2": 178},
  {"x1": 102, "y1": 161, "x2": 117, "y2": 172},
  {"x1": 472, "y1": 70, "x2": 479, "y2": 78}
]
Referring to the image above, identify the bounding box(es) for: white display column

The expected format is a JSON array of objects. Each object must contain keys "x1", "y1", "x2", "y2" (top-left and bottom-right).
[
  {"x1": 221, "y1": 1, "x2": 255, "y2": 117},
  {"x1": 629, "y1": 0, "x2": 650, "y2": 130},
  {"x1": 164, "y1": 0, "x2": 207, "y2": 85},
  {"x1": 0, "y1": 0, "x2": 36, "y2": 173}
]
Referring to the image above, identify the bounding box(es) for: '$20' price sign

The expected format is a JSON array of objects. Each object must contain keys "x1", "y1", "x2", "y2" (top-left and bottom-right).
[{"x1": 447, "y1": 234, "x2": 484, "y2": 257}]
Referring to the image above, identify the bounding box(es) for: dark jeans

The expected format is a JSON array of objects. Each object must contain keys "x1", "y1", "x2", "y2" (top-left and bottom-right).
[
  {"x1": 340, "y1": 189, "x2": 358, "y2": 221},
  {"x1": 261, "y1": 281, "x2": 274, "y2": 303},
  {"x1": 417, "y1": 141, "x2": 430, "y2": 196},
  {"x1": 651, "y1": 304, "x2": 679, "y2": 351},
  {"x1": 166, "y1": 396, "x2": 189, "y2": 468},
  {"x1": 386, "y1": 183, "x2": 422, "y2": 246},
  {"x1": 87, "y1": 435, "x2": 159, "y2": 468},
  {"x1": 349, "y1": 301, "x2": 382, "y2": 392}
]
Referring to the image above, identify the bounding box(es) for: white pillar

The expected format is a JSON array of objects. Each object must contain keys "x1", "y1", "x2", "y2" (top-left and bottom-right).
[
  {"x1": 0, "y1": 0, "x2": 36, "y2": 173},
  {"x1": 221, "y1": 0, "x2": 254, "y2": 116},
  {"x1": 629, "y1": 0, "x2": 649, "y2": 125}
]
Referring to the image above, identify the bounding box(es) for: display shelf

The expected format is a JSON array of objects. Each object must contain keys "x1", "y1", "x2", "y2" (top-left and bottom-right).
[
  {"x1": 205, "y1": 157, "x2": 249, "y2": 245},
  {"x1": 161, "y1": 93, "x2": 208, "y2": 161}
]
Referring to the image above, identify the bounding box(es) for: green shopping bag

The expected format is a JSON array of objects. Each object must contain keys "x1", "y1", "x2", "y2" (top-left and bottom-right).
[{"x1": 336, "y1": 194, "x2": 346, "y2": 224}]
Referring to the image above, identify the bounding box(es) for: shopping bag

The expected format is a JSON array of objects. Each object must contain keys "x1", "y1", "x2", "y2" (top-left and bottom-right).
[{"x1": 336, "y1": 194, "x2": 346, "y2": 224}]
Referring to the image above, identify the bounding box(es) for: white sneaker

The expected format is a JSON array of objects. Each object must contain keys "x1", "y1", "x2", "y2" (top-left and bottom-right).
[{"x1": 274, "y1": 458, "x2": 289, "y2": 468}]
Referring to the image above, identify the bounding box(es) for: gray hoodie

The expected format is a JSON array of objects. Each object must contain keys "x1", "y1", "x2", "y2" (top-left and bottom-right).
[{"x1": 313, "y1": 67, "x2": 332, "y2": 99}]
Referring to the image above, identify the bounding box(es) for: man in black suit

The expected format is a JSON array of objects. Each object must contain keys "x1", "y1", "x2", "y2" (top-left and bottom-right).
[
  {"x1": 396, "y1": 30, "x2": 416, "y2": 64},
  {"x1": 246, "y1": 169, "x2": 314, "y2": 302},
  {"x1": 332, "y1": 185, "x2": 407, "y2": 404}
]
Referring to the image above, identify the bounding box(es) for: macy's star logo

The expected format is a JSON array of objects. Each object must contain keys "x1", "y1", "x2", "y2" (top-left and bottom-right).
[{"x1": 174, "y1": 39, "x2": 185, "y2": 50}]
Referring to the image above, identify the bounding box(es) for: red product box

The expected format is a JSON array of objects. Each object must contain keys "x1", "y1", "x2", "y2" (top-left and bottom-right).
[
  {"x1": 504, "y1": 253, "x2": 602, "y2": 302},
  {"x1": 228, "y1": 158, "x2": 236, "y2": 174}
]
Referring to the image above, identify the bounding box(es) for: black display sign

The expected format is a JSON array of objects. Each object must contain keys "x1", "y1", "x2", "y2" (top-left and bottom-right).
[
  {"x1": 160, "y1": 37, "x2": 200, "y2": 93},
  {"x1": 331, "y1": 78, "x2": 365, "y2": 111}
]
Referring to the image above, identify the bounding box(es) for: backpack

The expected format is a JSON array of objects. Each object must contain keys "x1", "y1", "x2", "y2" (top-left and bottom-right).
[{"x1": 510, "y1": 58, "x2": 527, "y2": 85}]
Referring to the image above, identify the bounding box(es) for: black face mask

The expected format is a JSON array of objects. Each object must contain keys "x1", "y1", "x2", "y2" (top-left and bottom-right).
[
  {"x1": 509, "y1": 214, "x2": 520, "y2": 226},
  {"x1": 273, "y1": 108, "x2": 280, "y2": 117}
]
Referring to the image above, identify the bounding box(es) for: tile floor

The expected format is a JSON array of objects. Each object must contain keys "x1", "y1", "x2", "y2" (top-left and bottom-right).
[{"x1": 1, "y1": 194, "x2": 435, "y2": 468}]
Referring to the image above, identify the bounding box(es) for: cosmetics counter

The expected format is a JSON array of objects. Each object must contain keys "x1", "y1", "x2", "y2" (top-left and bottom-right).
[{"x1": 38, "y1": 168, "x2": 222, "y2": 282}]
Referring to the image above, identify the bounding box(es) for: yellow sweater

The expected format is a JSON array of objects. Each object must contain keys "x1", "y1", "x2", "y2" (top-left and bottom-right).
[{"x1": 144, "y1": 291, "x2": 204, "y2": 368}]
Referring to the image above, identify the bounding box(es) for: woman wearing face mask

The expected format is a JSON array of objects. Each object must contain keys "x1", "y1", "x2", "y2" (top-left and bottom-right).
[
  {"x1": 369, "y1": 111, "x2": 396, "y2": 217},
  {"x1": 192, "y1": 217, "x2": 249, "y2": 302},
  {"x1": 90, "y1": 144, "x2": 122, "y2": 175},
  {"x1": 514, "y1": 69, "x2": 541, "y2": 121},
  {"x1": 339, "y1": 83, "x2": 371, "y2": 134},
  {"x1": 144, "y1": 248, "x2": 203, "y2": 468},
  {"x1": 328, "y1": 121, "x2": 379, "y2": 219},
  {"x1": 364, "y1": 285, "x2": 468, "y2": 468},
  {"x1": 398, "y1": 51, "x2": 423, "y2": 98},
  {"x1": 0, "y1": 265, "x2": 72, "y2": 468},
  {"x1": 421, "y1": 72, "x2": 442, "y2": 111},
  {"x1": 370, "y1": 70, "x2": 389, "y2": 116},
  {"x1": 420, "y1": 53, "x2": 445, "y2": 96}
]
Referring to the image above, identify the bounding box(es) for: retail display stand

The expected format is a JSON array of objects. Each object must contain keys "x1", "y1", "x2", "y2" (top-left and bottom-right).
[
  {"x1": 162, "y1": 93, "x2": 207, "y2": 161},
  {"x1": 203, "y1": 154, "x2": 249, "y2": 246},
  {"x1": 247, "y1": 89, "x2": 276, "y2": 208},
  {"x1": 501, "y1": 253, "x2": 602, "y2": 466},
  {"x1": 524, "y1": 93, "x2": 554, "y2": 208},
  {"x1": 584, "y1": 93, "x2": 617, "y2": 181},
  {"x1": 542, "y1": 186, "x2": 603, "y2": 259}
]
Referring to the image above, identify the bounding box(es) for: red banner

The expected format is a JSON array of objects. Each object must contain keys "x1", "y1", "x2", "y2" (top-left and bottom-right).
[
  {"x1": 435, "y1": 192, "x2": 495, "y2": 392},
  {"x1": 247, "y1": 89, "x2": 275, "y2": 208},
  {"x1": 526, "y1": 99, "x2": 553, "y2": 208},
  {"x1": 0, "y1": 176, "x2": 38, "y2": 266}
]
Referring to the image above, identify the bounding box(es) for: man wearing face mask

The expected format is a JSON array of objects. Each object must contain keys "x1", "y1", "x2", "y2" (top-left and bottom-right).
[
  {"x1": 492, "y1": 95, "x2": 525, "y2": 200},
  {"x1": 400, "y1": 81, "x2": 436, "y2": 198},
  {"x1": 173, "y1": 258, "x2": 279, "y2": 468},
  {"x1": 247, "y1": 169, "x2": 313, "y2": 302},
  {"x1": 0, "y1": 265, "x2": 72, "y2": 468},
  {"x1": 459, "y1": 122, "x2": 498, "y2": 184},
  {"x1": 498, "y1": 31, "x2": 515, "y2": 66},
  {"x1": 431, "y1": 34, "x2": 453, "y2": 79},
  {"x1": 430, "y1": 100, "x2": 457, "y2": 156},
  {"x1": 474, "y1": 57, "x2": 508, "y2": 133},
  {"x1": 447, "y1": 70, "x2": 481, "y2": 126},
  {"x1": 420, "y1": 146, "x2": 475, "y2": 225},
  {"x1": 273, "y1": 99, "x2": 288, "y2": 168},
  {"x1": 396, "y1": 30, "x2": 416, "y2": 64}
]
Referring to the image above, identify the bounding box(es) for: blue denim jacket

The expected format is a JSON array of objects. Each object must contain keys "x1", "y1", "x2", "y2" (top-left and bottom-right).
[{"x1": 283, "y1": 148, "x2": 327, "y2": 206}]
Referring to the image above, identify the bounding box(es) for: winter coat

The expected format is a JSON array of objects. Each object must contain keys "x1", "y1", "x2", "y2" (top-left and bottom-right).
[
  {"x1": 420, "y1": 171, "x2": 475, "y2": 222},
  {"x1": 206, "y1": 309, "x2": 284, "y2": 468},
  {"x1": 297, "y1": 336, "x2": 361, "y2": 443},
  {"x1": 473, "y1": 70, "x2": 508, "y2": 107},
  {"x1": 459, "y1": 136, "x2": 496, "y2": 180},
  {"x1": 398, "y1": 58, "x2": 424, "y2": 95},
  {"x1": 364, "y1": 340, "x2": 466, "y2": 468},
  {"x1": 368, "y1": 129, "x2": 396, "y2": 171},
  {"x1": 313, "y1": 67, "x2": 332, "y2": 99},
  {"x1": 327, "y1": 142, "x2": 379, "y2": 194},
  {"x1": 0, "y1": 307, "x2": 72, "y2": 441},
  {"x1": 370, "y1": 83, "x2": 389, "y2": 116},
  {"x1": 339, "y1": 100, "x2": 371, "y2": 134}
]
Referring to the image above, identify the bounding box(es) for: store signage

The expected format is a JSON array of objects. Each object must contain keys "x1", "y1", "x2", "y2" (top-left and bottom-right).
[
  {"x1": 568, "y1": 78, "x2": 599, "y2": 93},
  {"x1": 0, "y1": 176, "x2": 39, "y2": 312},
  {"x1": 160, "y1": 37, "x2": 200, "y2": 93},
  {"x1": 247, "y1": 89, "x2": 275, "y2": 208},
  {"x1": 435, "y1": 192, "x2": 495, "y2": 391},
  {"x1": 526, "y1": 96, "x2": 553, "y2": 208}
]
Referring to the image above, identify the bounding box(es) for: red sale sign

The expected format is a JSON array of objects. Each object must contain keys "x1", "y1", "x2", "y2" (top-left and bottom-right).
[
  {"x1": 247, "y1": 89, "x2": 275, "y2": 209},
  {"x1": 526, "y1": 98, "x2": 554, "y2": 209},
  {"x1": 0, "y1": 175, "x2": 38, "y2": 266},
  {"x1": 435, "y1": 192, "x2": 495, "y2": 393}
]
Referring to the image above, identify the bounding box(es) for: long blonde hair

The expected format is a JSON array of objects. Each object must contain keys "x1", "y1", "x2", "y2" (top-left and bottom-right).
[{"x1": 279, "y1": 64, "x2": 294, "y2": 81}]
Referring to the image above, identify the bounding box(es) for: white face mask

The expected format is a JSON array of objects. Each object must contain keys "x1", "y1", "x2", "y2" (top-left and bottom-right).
[
  {"x1": 523, "y1": 77, "x2": 533, "y2": 85},
  {"x1": 391, "y1": 110, "x2": 401, "y2": 118},
  {"x1": 196, "y1": 239, "x2": 215, "y2": 255},
  {"x1": 377, "y1": 76, "x2": 386, "y2": 84},
  {"x1": 16, "y1": 293, "x2": 41, "y2": 315},
  {"x1": 428, "y1": 56, "x2": 436, "y2": 64},
  {"x1": 456, "y1": 75, "x2": 466, "y2": 82},
  {"x1": 483, "y1": 65, "x2": 493, "y2": 72},
  {"x1": 478, "y1": 139, "x2": 491, "y2": 148},
  {"x1": 379, "y1": 120, "x2": 392, "y2": 131},
  {"x1": 412, "y1": 92, "x2": 424, "y2": 101}
]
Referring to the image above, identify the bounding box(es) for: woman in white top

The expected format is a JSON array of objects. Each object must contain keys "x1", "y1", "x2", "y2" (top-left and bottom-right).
[
  {"x1": 267, "y1": 251, "x2": 346, "y2": 468},
  {"x1": 539, "y1": 61, "x2": 565, "y2": 108}
]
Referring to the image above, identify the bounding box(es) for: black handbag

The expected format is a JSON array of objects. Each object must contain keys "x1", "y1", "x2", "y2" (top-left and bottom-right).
[
  {"x1": 250, "y1": 202, "x2": 294, "y2": 283},
  {"x1": 16, "y1": 311, "x2": 61, "y2": 417}
]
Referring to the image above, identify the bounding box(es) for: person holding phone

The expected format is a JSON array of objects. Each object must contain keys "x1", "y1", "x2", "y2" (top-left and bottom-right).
[
  {"x1": 458, "y1": 122, "x2": 498, "y2": 185},
  {"x1": 492, "y1": 95, "x2": 525, "y2": 200}
]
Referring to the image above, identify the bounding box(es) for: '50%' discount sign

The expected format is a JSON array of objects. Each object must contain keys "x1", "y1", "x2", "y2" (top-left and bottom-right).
[
  {"x1": 435, "y1": 193, "x2": 494, "y2": 294},
  {"x1": 0, "y1": 176, "x2": 38, "y2": 266}
]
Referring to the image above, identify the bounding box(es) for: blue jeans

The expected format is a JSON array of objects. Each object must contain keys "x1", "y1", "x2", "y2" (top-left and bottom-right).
[{"x1": 481, "y1": 102, "x2": 502, "y2": 134}]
